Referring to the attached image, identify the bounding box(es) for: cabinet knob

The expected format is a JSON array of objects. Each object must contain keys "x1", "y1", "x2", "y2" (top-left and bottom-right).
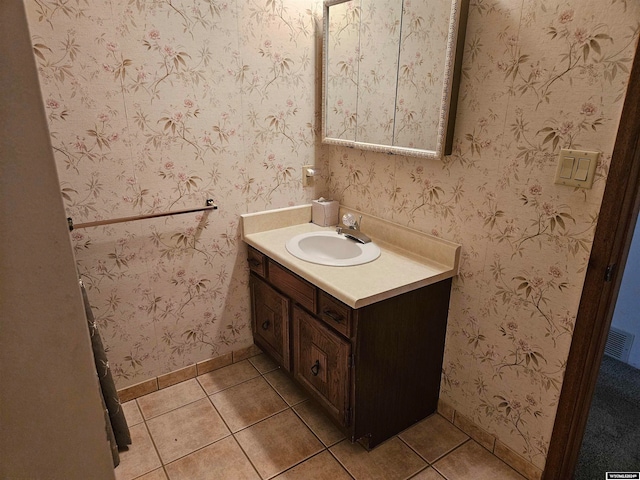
[
  {"x1": 322, "y1": 309, "x2": 343, "y2": 323},
  {"x1": 310, "y1": 359, "x2": 320, "y2": 376},
  {"x1": 248, "y1": 258, "x2": 262, "y2": 268},
  {"x1": 261, "y1": 320, "x2": 270, "y2": 330}
]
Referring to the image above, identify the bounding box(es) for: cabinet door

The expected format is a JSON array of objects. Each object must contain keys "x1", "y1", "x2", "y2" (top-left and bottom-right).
[
  {"x1": 293, "y1": 306, "x2": 351, "y2": 427},
  {"x1": 250, "y1": 274, "x2": 290, "y2": 371}
]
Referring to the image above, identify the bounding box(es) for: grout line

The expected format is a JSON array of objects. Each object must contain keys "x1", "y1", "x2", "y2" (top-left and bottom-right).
[
  {"x1": 396, "y1": 434, "x2": 432, "y2": 466},
  {"x1": 229, "y1": 434, "x2": 264, "y2": 480},
  {"x1": 125, "y1": 360, "x2": 528, "y2": 480},
  {"x1": 205, "y1": 392, "x2": 234, "y2": 436},
  {"x1": 247, "y1": 354, "x2": 280, "y2": 375},
  {"x1": 136, "y1": 378, "x2": 245, "y2": 470},
  {"x1": 262, "y1": 367, "x2": 309, "y2": 408},
  {"x1": 142, "y1": 395, "x2": 234, "y2": 470},
  {"x1": 396, "y1": 425, "x2": 470, "y2": 466},
  {"x1": 326, "y1": 444, "x2": 356, "y2": 480},
  {"x1": 118, "y1": 348, "x2": 263, "y2": 403},
  {"x1": 201, "y1": 373, "x2": 261, "y2": 396},
  {"x1": 430, "y1": 438, "x2": 472, "y2": 480},
  {"x1": 160, "y1": 434, "x2": 234, "y2": 473},
  {"x1": 136, "y1": 411, "x2": 167, "y2": 479},
  {"x1": 228, "y1": 367, "x2": 327, "y2": 479},
  {"x1": 290, "y1": 400, "x2": 334, "y2": 449},
  {"x1": 222, "y1": 403, "x2": 290, "y2": 436},
  {"x1": 195, "y1": 354, "x2": 263, "y2": 394},
  {"x1": 139, "y1": 395, "x2": 208, "y2": 422},
  {"x1": 406, "y1": 466, "x2": 432, "y2": 480},
  {"x1": 207, "y1": 364, "x2": 291, "y2": 436}
]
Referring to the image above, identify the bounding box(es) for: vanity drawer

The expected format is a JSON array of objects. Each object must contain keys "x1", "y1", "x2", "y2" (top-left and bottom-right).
[
  {"x1": 247, "y1": 246, "x2": 267, "y2": 278},
  {"x1": 268, "y1": 261, "x2": 316, "y2": 313},
  {"x1": 318, "y1": 291, "x2": 352, "y2": 338}
]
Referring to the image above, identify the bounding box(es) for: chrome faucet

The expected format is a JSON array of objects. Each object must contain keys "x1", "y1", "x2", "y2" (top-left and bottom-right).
[{"x1": 337, "y1": 214, "x2": 371, "y2": 244}]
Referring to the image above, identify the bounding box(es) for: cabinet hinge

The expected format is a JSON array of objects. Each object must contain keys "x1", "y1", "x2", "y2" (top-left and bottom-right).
[
  {"x1": 348, "y1": 354, "x2": 354, "y2": 368},
  {"x1": 605, "y1": 263, "x2": 616, "y2": 282},
  {"x1": 344, "y1": 407, "x2": 351, "y2": 426}
]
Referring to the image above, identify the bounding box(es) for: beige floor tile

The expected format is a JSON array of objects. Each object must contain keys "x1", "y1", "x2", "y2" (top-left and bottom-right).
[
  {"x1": 197, "y1": 360, "x2": 260, "y2": 395},
  {"x1": 210, "y1": 376, "x2": 288, "y2": 432},
  {"x1": 264, "y1": 368, "x2": 309, "y2": 406},
  {"x1": 137, "y1": 379, "x2": 205, "y2": 419},
  {"x1": 138, "y1": 468, "x2": 168, "y2": 480},
  {"x1": 114, "y1": 423, "x2": 162, "y2": 480},
  {"x1": 433, "y1": 441, "x2": 526, "y2": 480},
  {"x1": 399, "y1": 414, "x2": 469, "y2": 463},
  {"x1": 122, "y1": 400, "x2": 144, "y2": 426},
  {"x1": 273, "y1": 451, "x2": 352, "y2": 480},
  {"x1": 235, "y1": 409, "x2": 324, "y2": 479},
  {"x1": 293, "y1": 400, "x2": 346, "y2": 447},
  {"x1": 249, "y1": 353, "x2": 280, "y2": 374},
  {"x1": 330, "y1": 437, "x2": 427, "y2": 480},
  {"x1": 147, "y1": 398, "x2": 230, "y2": 464},
  {"x1": 165, "y1": 436, "x2": 260, "y2": 480},
  {"x1": 410, "y1": 467, "x2": 446, "y2": 480}
]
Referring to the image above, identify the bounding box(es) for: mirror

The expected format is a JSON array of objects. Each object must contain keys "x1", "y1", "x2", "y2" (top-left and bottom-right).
[{"x1": 322, "y1": 0, "x2": 469, "y2": 158}]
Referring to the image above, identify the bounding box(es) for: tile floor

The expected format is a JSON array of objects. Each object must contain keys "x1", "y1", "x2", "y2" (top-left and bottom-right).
[{"x1": 116, "y1": 353, "x2": 526, "y2": 480}]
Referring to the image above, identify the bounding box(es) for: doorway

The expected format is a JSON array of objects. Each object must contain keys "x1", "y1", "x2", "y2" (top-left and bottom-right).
[
  {"x1": 543, "y1": 34, "x2": 640, "y2": 480},
  {"x1": 574, "y1": 216, "x2": 640, "y2": 477}
]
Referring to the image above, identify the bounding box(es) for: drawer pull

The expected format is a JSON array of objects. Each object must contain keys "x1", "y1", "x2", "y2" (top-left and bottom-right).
[
  {"x1": 322, "y1": 308, "x2": 343, "y2": 323},
  {"x1": 310, "y1": 360, "x2": 320, "y2": 376},
  {"x1": 261, "y1": 320, "x2": 270, "y2": 330},
  {"x1": 248, "y1": 258, "x2": 262, "y2": 268}
]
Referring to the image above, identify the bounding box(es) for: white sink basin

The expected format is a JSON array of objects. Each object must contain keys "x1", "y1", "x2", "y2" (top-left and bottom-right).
[{"x1": 285, "y1": 231, "x2": 380, "y2": 266}]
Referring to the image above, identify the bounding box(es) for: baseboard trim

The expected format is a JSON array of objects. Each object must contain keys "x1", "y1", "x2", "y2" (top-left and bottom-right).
[
  {"x1": 116, "y1": 344, "x2": 262, "y2": 403},
  {"x1": 437, "y1": 400, "x2": 543, "y2": 480}
]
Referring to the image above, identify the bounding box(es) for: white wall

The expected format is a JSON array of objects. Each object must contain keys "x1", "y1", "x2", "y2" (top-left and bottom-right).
[
  {"x1": 0, "y1": 1, "x2": 115, "y2": 478},
  {"x1": 611, "y1": 217, "x2": 640, "y2": 368}
]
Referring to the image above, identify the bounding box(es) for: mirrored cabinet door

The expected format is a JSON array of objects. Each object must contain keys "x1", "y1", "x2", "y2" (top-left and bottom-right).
[
  {"x1": 322, "y1": 0, "x2": 469, "y2": 159},
  {"x1": 356, "y1": 0, "x2": 402, "y2": 146},
  {"x1": 324, "y1": 1, "x2": 360, "y2": 141},
  {"x1": 394, "y1": 1, "x2": 452, "y2": 151}
]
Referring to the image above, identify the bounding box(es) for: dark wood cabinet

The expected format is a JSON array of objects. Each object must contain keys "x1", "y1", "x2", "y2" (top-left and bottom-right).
[
  {"x1": 293, "y1": 305, "x2": 351, "y2": 427},
  {"x1": 250, "y1": 275, "x2": 290, "y2": 371},
  {"x1": 247, "y1": 246, "x2": 452, "y2": 449}
]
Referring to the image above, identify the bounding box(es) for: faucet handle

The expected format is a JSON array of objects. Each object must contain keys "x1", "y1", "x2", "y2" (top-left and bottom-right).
[{"x1": 342, "y1": 213, "x2": 358, "y2": 229}]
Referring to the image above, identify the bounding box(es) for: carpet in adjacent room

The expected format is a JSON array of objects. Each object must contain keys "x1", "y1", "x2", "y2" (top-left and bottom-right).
[{"x1": 574, "y1": 355, "x2": 640, "y2": 479}]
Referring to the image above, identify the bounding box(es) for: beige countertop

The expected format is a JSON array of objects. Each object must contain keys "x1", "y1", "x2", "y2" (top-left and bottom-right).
[{"x1": 241, "y1": 205, "x2": 461, "y2": 309}]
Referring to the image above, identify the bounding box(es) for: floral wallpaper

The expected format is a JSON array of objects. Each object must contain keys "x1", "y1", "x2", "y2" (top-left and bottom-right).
[
  {"x1": 327, "y1": 0, "x2": 639, "y2": 471},
  {"x1": 25, "y1": 0, "x2": 640, "y2": 473},
  {"x1": 26, "y1": 0, "x2": 324, "y2": 387}
]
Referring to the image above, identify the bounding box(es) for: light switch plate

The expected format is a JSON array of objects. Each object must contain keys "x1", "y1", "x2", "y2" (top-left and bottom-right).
[{"x1": 554, "y1": 148, "x2": 599, "y2": 189}]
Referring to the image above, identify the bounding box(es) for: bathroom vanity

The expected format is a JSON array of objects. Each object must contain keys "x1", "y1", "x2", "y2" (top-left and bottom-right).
[{"x1": 241, "y1": 205, "x2": 461, "y2": 449}]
